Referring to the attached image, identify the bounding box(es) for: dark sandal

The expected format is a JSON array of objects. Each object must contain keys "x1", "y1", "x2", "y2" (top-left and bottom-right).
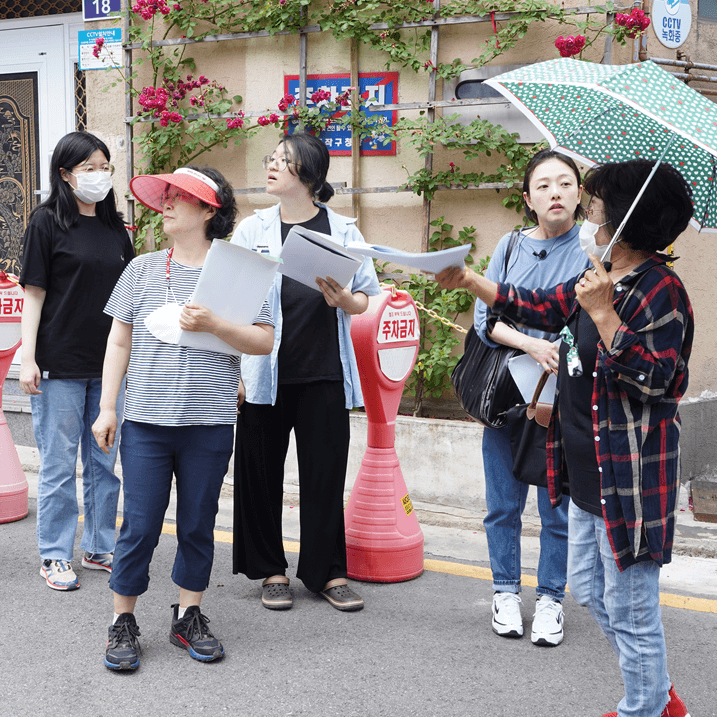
[
  {"x1": 319, "y1": 578, "x2": 364, "y2": 612},
  {"x1": 261, "y1": 576, "x2": 292, "y2": 610}
]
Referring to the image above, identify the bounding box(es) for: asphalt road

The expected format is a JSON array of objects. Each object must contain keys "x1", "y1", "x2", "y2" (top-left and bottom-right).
[{"x1": 2, "y1": 499, "x2": 716, "y2": 717}]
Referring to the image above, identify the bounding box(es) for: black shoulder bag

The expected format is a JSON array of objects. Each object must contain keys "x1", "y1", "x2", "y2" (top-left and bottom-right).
[
  {"x1": 506, "y1": 370, "x2": 552, "y2": 487},
  {"x1": 450, "y1": 230, "x2": 523, "y2": 429}
]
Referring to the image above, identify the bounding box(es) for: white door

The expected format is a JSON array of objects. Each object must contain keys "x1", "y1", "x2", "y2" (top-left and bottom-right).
[
  {"x1": 0, "y1": 23, "x2": 72, "y2": 364},
  {"x1": 0, "y1": 23, "x2": 71, "y2": 195}
]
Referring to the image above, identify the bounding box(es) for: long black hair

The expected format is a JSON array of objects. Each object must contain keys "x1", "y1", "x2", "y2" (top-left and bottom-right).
[
  {"x1": 31, "y1": 131, "x2": 125, "y2": 233},
  {"x1": 281, "y1": 131, "x2": 334, "y2": 203}
]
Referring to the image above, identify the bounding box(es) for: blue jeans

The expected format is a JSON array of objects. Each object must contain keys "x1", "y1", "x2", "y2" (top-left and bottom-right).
[
  {"x1": 568, "y1": 501, "x2": 670, "y2": 717},
  {"x1": 31, "y1": 378, "x2": 123, "y2": 561},
  {"x1": 110, "y1": 421, "x2": 234, "y2": 596},
  {"x1": 482, "y1": 424, "x2": 568, "y2": 600}
]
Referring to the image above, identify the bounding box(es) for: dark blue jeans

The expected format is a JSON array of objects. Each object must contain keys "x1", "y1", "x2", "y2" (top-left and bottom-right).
[{"x1": 110, "y1": 420, "x2": 234, "y2": 596}]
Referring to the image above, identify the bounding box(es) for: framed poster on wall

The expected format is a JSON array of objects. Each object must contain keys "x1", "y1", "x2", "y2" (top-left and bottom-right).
[{"x1": 284, "y1": 72, "x2": 398, "y2": 156}]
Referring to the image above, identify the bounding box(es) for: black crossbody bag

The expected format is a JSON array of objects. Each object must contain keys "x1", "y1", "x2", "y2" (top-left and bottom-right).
[{"x1": 451, "y1": 230, "x2": 522, "y2": 428}]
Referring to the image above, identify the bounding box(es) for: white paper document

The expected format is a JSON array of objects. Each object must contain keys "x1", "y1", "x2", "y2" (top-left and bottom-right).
[
  {"x1": 279, "y1": 227, "x2": 363, "y2": 291},
  {"x1": 177, "y1": 240, "x2": 280, "y2": 356},
  {"x1": 346, "y1": 242, "x2": 471, "y2": 273},
  {"x1": 508, "y1": 340, "x2": 560, "y2": 404}
]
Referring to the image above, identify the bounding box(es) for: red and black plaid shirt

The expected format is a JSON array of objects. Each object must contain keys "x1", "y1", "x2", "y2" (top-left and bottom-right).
[{"x1": 493, "y1": 255, "x2": 693, "y2": 571}]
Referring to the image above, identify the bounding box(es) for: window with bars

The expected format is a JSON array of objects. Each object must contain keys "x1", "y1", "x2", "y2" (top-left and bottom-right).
[
  {"x1": 0, "y1": 0, "x2": 80, "y2": 18},
  {"x1": 74, "y1": 64, "x2": 87, "y2": 132}
]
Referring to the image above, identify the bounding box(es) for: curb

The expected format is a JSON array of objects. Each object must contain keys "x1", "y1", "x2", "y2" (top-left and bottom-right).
[{"x1": 15, "y1": 445, "x2": 717, "y2": 560}]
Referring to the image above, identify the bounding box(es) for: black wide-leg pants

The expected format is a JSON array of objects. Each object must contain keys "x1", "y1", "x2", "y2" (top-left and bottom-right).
[{"x1": 232, "y1": 380, "x2": 351, "y2": 593}]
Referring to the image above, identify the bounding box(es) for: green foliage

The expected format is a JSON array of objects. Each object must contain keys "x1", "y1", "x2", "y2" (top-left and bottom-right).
[{"x1": 380, "y1": 217, "x2": 491, "y2": 415}]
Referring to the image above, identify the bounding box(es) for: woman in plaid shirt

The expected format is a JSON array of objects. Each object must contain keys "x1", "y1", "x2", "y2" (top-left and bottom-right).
[{"x1": 437, "y1": 159, "x2": 693, "y2": 717}]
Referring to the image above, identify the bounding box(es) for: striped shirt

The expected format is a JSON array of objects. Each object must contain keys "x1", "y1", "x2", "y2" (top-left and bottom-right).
[
  {"x1": 492, "y1": 255, "x2": 693, "y2": 570},
  {"x1": 105, "y1": 248, "x2": 274, "y2": 426}
]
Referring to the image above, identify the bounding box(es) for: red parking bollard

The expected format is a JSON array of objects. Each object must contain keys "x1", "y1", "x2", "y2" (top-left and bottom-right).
[
  {"x1": 345, "y1": 286, "x2": 424, "y2": 582},
  {"x1": 0, "y1": 272, "x2": 28, "y2": 524}
]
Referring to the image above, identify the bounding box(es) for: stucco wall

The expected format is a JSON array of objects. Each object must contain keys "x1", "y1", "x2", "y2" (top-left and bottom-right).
[{"x1": 85, "y1": 1, "x2": 717, "y2": 396}]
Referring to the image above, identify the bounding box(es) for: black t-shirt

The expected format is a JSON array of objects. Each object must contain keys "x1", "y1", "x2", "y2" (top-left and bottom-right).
[
  {"x1": 277, "y1": 207, "x2": 342, "y2": 384},
  {"x1": 558, "y1": 307, "x2": 603, "y2": 516},
  {"x1": 19, "y1": 207, "x2": 134, "y2": 379}
]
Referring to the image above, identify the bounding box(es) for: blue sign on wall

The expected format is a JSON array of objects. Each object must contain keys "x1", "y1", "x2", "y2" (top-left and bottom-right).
[
  {"x1": 83, "y1": 0, "x2": 122, "y2": 22},
  {"x1": 284, "y1": 73, "x2": 398, "y2": 156}
]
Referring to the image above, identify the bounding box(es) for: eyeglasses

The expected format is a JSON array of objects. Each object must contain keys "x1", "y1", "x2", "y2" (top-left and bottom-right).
[
  {"x1": 583, "y1": 198, "x2": 607, "y2": 219},
  {"x1": 160, "y1": 187, "x2": 201, "y2": 207},
  {"x1": 74, "y1": 164, "x2": 114, "y2": 175},
  {"x1": 584, "y1": 206, "x2": 606, "y2": 218},
  {"x1": 261, "y1": 155, "x2": 296, "y2": 171}
]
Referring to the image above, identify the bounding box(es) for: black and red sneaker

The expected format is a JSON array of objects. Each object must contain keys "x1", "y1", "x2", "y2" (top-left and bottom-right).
[
  {"x1": 169, "y1": 604, "x2": 224, "y2": 662},
  {"x1": 104, "y1": 613, "x2": 141, "y2": 671}
]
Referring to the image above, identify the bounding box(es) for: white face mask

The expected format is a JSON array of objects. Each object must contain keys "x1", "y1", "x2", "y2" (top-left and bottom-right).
[
  {"x1": 144, "y1": 302, "x2": 183, "y2": 344},
  {"x1": 71, "y1": 171, "x2": 114, "y2": 204},
  {"x1": 579, "y1": 220, "x2": 612, "y2": 262}
]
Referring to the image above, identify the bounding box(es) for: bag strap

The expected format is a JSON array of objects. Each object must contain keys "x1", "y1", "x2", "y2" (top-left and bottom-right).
[
  {"x1": 484, "y1": 229, "x2": 521, "y2": 336},
  {"x1": 504, "y1": 229, "x2": 520, "y2": 277},
  {"x1": 526, "y1": 371, "x2": 553, "y2": 427}
]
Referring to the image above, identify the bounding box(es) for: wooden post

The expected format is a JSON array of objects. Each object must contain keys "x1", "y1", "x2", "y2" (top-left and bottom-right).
[
  {"x1": 351, "y1": 39, "x2": 361, "y2": 225},
  {"x1": 422, "y1": 0, "x2": 440, "y2": 253}
]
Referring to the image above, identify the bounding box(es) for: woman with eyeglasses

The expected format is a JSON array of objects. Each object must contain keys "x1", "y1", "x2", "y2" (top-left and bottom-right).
[
  {"x1": 19, "y1": 131, "x2": 134, "y2": 591},
  {"x1": 230, "y1": 131, "x2": 380, "y2": 612}
]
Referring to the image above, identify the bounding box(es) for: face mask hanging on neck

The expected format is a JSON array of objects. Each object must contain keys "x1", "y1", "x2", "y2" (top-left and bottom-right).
[
  {"x1": 71, "y1": 172, "x2": 114, "y2": 204},
  {"x1": 144, "y1": 301, "x2": 183, "y2": 344},
  {"x1": 579, "y1": 220, "x2": 612, "y2": 262}
]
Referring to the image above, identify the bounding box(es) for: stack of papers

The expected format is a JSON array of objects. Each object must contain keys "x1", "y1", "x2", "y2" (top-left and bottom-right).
[
  {"x1": 280, "y1": 227, "x2": 363, "y2": 290},
  {"x1": 278, "y1": 227, "x2": 473, "y2": 292},
  {"x1": 177, "y1": 240, "x2": 280, "y2": 356}
]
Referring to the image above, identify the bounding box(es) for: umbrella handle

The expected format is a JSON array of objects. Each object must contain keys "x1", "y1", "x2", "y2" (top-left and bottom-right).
[{"x1": 598, "y1": 132, "x2": 677, "y2": 265}]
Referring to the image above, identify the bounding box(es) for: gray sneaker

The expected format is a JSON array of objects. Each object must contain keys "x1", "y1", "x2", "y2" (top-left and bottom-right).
[
  {"x1": 40, "y1": 559, "x2": 79, "y2": 591},
  {"x1": 82, "y1": 552, "x2": 113, "y2": 572}
]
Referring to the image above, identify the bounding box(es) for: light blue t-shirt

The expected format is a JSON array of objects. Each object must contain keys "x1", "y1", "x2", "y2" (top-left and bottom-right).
[{"x1": 475, "y1": 223, "x2": 590, "y2": 347}]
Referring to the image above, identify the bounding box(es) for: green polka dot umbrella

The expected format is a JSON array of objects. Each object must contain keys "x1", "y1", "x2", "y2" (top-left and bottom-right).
[{"x1": 485, "y1": 58, "x2": 717, "y2": 233}]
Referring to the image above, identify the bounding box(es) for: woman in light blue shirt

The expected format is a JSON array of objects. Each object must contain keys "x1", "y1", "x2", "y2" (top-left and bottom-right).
[{"x1": 474, "y1": 149, "x2": 589, "y2": 647}]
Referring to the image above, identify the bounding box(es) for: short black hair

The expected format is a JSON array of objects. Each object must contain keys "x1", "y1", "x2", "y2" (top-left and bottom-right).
[
  {"x1": 183, "y1": 164, "x2": 237, "y2": 239},
  {"x1": 582, "y1": 160, "x2": 693, "y2": 252},
  {"x1": 32, "y1": 131, "x2": 125, "y2": 233},
  {"x1": 281, "y1": 131, "x2": 334, "y2": 203},
  {"x1": 522, "y1": 148, "x2": 584, "y2": 224}
]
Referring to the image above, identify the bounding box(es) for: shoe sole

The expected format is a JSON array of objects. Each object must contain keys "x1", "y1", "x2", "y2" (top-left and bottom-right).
[
  {"x1": 104, "y1": 657, "x2": 139, "y2": 671},
  {"x1": 170, "y1": 633, "x2": 225, "y2": 662},
  {"x1": 492, "y1": 624, "x2": 523, "y2": 638},
  {"x1": 531, "y1": 634, "x2": 563, "y2": 647},
  {"x1": 82, "y1": 558, "x2": 112, "y2": 573},
  {"x1": 40, "y1": 567, "x2": 79, "y2": 591},
  {"x1": 319, "y1": 592, "x2": 364, "y2": 612},
  {"x1": 261, "y1": 597, "x2": 293, "y2": 610}
]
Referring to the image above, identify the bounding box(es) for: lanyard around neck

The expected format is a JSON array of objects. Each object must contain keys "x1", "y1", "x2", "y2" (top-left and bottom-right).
[{"x1": 164, "y1": 247, "x2": 178, "y2": 304}]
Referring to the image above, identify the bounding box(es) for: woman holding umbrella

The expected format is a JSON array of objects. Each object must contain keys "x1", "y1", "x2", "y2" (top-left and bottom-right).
[{"x1": 436, "y1": 158, "x2": 692, "y2": 717}]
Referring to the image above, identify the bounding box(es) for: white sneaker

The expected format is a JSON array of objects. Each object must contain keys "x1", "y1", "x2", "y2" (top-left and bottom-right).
[
  {"x1": 531, "y1": 595, "x2": 564, "y2": 646},
  {"x1": 40, "y1": 559, "x2": 79, "y2": 591},
  {"x1": 491, "y1": 592, "x2": 523, "y2": 638}
]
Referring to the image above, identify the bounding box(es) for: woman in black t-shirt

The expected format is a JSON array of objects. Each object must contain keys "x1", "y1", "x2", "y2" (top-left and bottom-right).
[
  {"x1": 230, "y1": 132, "x2": 379, "y2": 612},
  {"x1": 19, "y1": 131, "x2": 134, "y2": 592}
]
